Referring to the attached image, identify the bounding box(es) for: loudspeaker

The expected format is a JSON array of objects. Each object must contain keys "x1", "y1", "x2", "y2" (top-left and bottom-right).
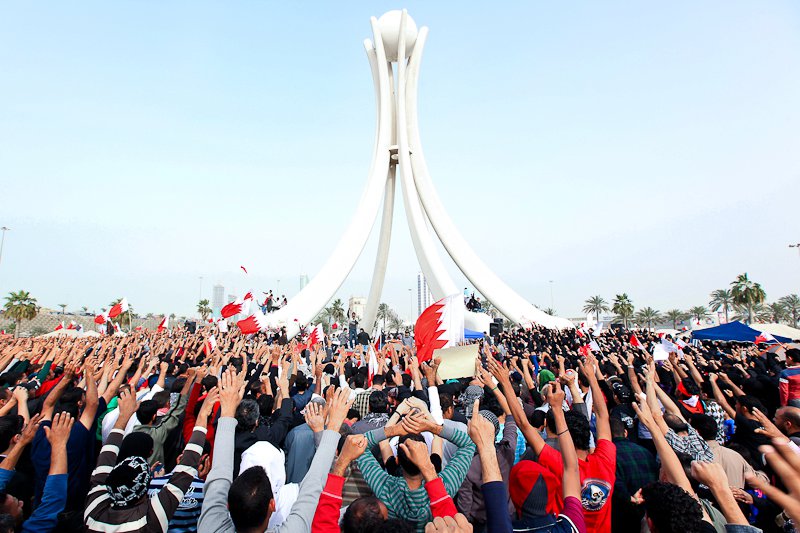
[
  {"x1": 493, "y1": 318, "x2": 504, "y2": 324},
  {"x1": 489, "y1": 321, "x2": 503, "y2": 337},
  {"x1": 185, "y1": 320, "x2": 197, "y2": 334}
]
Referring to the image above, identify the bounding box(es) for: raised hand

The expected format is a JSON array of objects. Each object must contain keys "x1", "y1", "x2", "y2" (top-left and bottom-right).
[
  {"x1": 304, "y1": 401, "x2": 325, "y2": 433},
  {"x1": 219, "y1": 368, "x2": 246, "y2": 418},
  {"x1": 117, "y1": 387, "x2": 138, "y2": 423},
  {"x1": 198, "y1": 387, "x2": 219, "y2": 421},
  {"x1": 44, "y1": 411, "x2": 74, "y2": 447},
  {"x1": 399, "y1": 438, "x2": 436, "y2": 479},
  {"x1": 19, "y1": 413, "x2": 44, "y2": 446},
  {"x1": 752, "y1": 407, "x2": 784, "y2": 440},
  {"x1": 424, "y1": 514, "x2": 473, "y2": 533},
  {"x1": 332, "y1": 434, "x2": 368, "y2": 476},
  {"x1": 547, "y1": 381, "x2": 566, "y2": 409},
  {"x1": 326, "y1": 386, "x2": 353, "y2": 431},
  {"x1": 467, "y1": 399, "x2": 495, "y2": 452}
]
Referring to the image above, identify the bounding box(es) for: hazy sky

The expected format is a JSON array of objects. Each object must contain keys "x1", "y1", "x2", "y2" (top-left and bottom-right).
[{"x1": 1, "y1": 1, "x2": 798, "y2": 321}]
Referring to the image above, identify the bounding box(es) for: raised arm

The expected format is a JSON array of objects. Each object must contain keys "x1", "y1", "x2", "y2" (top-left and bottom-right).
[{"x1": 580, "y1": 353, "x2": 611, "y2": 441}]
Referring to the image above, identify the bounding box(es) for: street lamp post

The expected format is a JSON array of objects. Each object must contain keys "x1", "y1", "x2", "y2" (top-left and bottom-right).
[
  {"x1": 790, "y1": 243, "x2": 800, "y2": 257},
  {"x1": 198, "y1": 277, "x2": 203, "y2": 301},
  {"x1": 549, "y1": 280, "x2": 554, "y2": 311},
  {"x1": 0, "y1": 227, "x2": 9, "y2": 292}
]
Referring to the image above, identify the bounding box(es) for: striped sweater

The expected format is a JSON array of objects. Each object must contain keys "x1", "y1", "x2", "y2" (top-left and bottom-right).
[
  {"x1": 84, "y1": 426, "x2": 207, "y2": 533},
  {"x1": 357, "y1": 425, "x2": 475, "y2": 532}
]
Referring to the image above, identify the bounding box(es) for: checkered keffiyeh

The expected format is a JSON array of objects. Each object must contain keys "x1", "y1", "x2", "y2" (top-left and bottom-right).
[{"x1": 107, "y1": 456, "x2": 151, "y2": 508}]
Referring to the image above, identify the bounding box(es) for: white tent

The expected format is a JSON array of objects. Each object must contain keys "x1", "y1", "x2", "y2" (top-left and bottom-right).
[{"x1": 754, "y1": 323, "x2": 800, "y2": 341}]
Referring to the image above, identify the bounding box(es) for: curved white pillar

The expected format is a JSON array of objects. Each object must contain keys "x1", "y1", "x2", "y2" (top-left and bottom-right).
[
  {"x1": 395, "y1": 12, "x2": 458, "y2": 301},
  {"x1": 362, "y1": 165, "x2": 396, "y2": 332},
  {"x1": 404, "y1": 26, "x2": 572, "y2": 329}
]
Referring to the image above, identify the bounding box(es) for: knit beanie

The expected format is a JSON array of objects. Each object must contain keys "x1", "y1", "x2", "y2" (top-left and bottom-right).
[{"x1": 538, "y1": 369, "x2": 555, "y2": 392}]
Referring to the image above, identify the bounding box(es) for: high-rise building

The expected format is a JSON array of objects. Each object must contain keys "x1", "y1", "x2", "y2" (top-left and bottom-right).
[
  {"x1": 212, "y1": 284, "x2": 225, "y2": 316},
  {"x1": 417, "y1": 272, "x2": 433, "y2": 316},
  {"x1": 300, "y1": 274, "x2": 309, "y2": 290},
  {"x1": 227, "y1": 294, "x2": 236, "y2": 304}
]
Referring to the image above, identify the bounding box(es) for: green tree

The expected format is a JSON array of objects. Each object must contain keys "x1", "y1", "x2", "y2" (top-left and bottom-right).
[
  {"x1": 634, "y1": 307, "x2": 661, "y2": 330},
  {"x1": 197, "y1": 299, "x2": 212, "y2": 321},
  {"x1": 730, "y1": 273, "x2": 766, "y2": 325},
  {"x1": 709, "y1": 289, "x2": 733, "y2": 324},
  {"x1": 664, "y1": 309, "x2": 688, "y2": 329},
  {"x1": 81, "y1": 306, "x2": 88, "y2": 315},
  {"x1": 3, "y1": 291, "x2": 39, "y2": 338},
  {"x1": 612, "y1": 294, "x2": 634, "y2": 329},
  {"x1": 544, "y1": 308, "x2": 556, "y2": 316},
  {"x1": 779, "y1": 295, "x2": 800, "y2": 327},
  {"x1": 58, "y1": 304, "x2": 67, "y2": 315},
  {"x1": 482, "y1": 299, "x2": 500, "y2": 319},
  {"x1": 689, "y1": 305, "x2": 709, "y2": 325},
  {"x1": 329, "y1": 298, "x2": 346, "y2": 325},
  {"x1": 583, "y1": 296, "x2": 609, "y2": 323},
  {"x1": 387, "y1": 312, "x2": 404, "y2": 333},
  {"x1": 759, "y1": 303, "x2": 787, "y2": 324}
]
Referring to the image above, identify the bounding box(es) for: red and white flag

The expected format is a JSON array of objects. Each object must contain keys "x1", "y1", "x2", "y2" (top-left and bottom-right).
[
  {"x1": 331, "y1": 322, "x2": 339, "y2": 330},
  {"x1": 367, "y1": 345, "x2": 380, "y2": 386},
  {"x1": 414, "y1": 294, "x2": 465, "y2": 363},
  {"x1": 108, "y1": 298, "x2": 129, "y2": 319},
  {"x1": 66, "y1": 321, "x2": 77, "y2": 330},
  {"x1": 54, "y1": 322, "x2": 64, "y2": 331},
  {"x1": 589, "y1": 340, "x2": 601, "y2": 352},
  {"x1": 675, "y1": 338, "x2": 688, "y2": 349},
  {"x1": 307, "y1": 324, "x2": 324, "y2": 346},
  {"x1": 204, "y1": 335, "x2": 217, "y2": 355},
  {"x1": 630, "y1": 334, "x2": 644, "y2": 349},
  {"x1": 134, "y1": 325, "x2": 143, "y2": 331},
  {"x1": 217, "y1": 318, "x2": 228, "y2": 333},
  {"x1": 578, "y1": 344, "x2": 591, "y2": 357},
  {"x1": 237, "y1": 306, "x2": 269, "y2": 335},
  {"x1": 221, "y1": 292, "x2": 253, "y2": 319},
  {"x1": 94, "y1": 312, "x2": 109, "y2": 325},
  {"x1": 755, "y1": 332, "x2": 776, "y2": 344},
  {"x1": 113, "y1": 322, "x2": 121, "y2": 333},
  {"x1": 157, "y1": 316, "x2": 169, "y2": 332}
]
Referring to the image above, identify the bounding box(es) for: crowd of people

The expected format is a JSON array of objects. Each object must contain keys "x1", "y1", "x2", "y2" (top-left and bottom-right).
[{"x1": 0, "y1": 320, "x2": 798, "y2": 533}]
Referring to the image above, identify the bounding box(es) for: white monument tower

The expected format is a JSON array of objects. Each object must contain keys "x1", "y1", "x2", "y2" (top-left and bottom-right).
[{"x1": 265, "y1": 10, "x2": 573, "y2": 337}]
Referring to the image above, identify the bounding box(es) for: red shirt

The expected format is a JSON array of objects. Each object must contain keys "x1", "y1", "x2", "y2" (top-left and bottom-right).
[{"x1": 538, "y1": 439, "x2": 616, "y2": 533}]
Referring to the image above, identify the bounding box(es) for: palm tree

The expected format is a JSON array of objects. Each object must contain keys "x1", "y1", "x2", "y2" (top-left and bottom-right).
[
  {"x1": 544, "y1": 308, "x2": 556, "y2": 316},
  {"x1": 664, "y1": 309, "x2": 688, "y2": 329},
  {"x1": 3, "y1": 291, "x2": 39, "y2": 338},
  {"x1": 376, "y1": 303, "x2": 392, "y2": 331},
  {"x1": 81, "y1": 306, "x2": 88, "y2": 315},
  {"x1": 482, "y1": 299, "x2": 500, "y2": 319},
  {"x1": 612, "y1": 294, "x2": 634, "y2": 329},
  {"x1": 778, "y1": 295, "x2": 800, "y2": 327},
  {"x1": 583, "y1": 296, "x2": 609, "y2": 323},
  {"x1": 709, "y1": 289, "x2": 733, "y2": 323},
  {"x1": 329, "y1": 298, "x2": 346, "y2": 325},
  {"x1": 762, "y1": 302, "x2": 788, "y2": 324},
  {"x1": 689, "y1": 306, "x2": 709, "y2": 325},
  {"x1": 387, "y1": 312, "x2": 404, "y2": 333},
  {"x1": 169, "y1": 313, "x2": 176, "y2": 319},
  {"x1": 197, "y1": 299, "x2": 212, "y2": 321},
  {"x1": 634, "y1": 307, "x2": 661, "y2": 330},
  {"x1": 58, "y1": 304, "x2": 67, "y2": 315},
  {"x1": 730, "y1": 273, "x2": 766, "y2": 325}
]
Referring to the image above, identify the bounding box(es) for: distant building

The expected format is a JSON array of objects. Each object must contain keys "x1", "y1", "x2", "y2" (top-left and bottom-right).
[
  {"x1": 417, "y1": 272, "x2": 433, "y2": 316},
  {"x1": 227, "y1": 294, "x2": 236, "y2": 304},
  {"x1": 348, "y1": 296, "x2": 366, "y2": 321},
  {"x1": 212, "y1": 284, "x2": 225, "y2": 316},
  {"x1": 300, "y1": 274, "x2": 309, "y2": 291}
]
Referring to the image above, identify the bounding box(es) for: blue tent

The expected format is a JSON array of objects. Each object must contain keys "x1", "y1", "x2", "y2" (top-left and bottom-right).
[
  {"x1": 691, "y1": 321, "x2": 792, "y2": 343},
  {"x1": 464, "y1": 328, "x2": 484, "y2": 340}
]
